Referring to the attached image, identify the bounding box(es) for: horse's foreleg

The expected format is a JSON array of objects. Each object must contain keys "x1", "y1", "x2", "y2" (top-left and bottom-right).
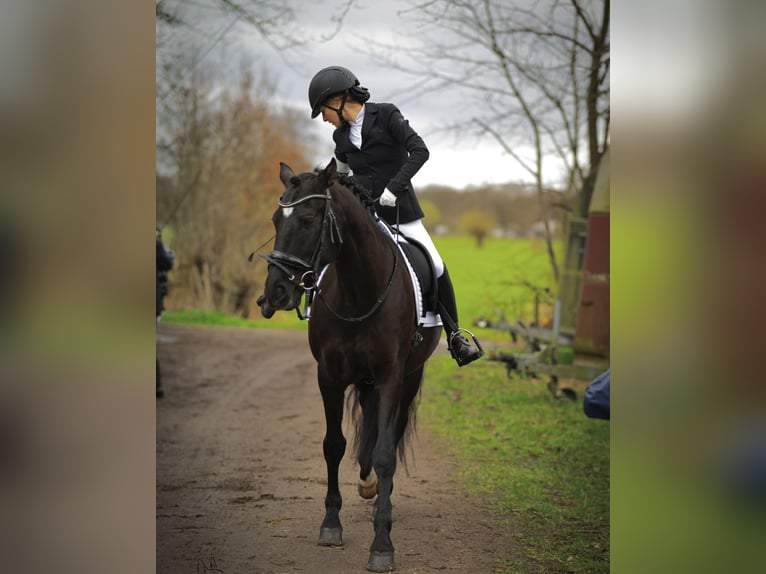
[
  {"x1": 318, "y1": 381, "x2": 346, "y2": 547},
  {"x1": 367, "y1": 386, "x2": 400, "y2": 572}
]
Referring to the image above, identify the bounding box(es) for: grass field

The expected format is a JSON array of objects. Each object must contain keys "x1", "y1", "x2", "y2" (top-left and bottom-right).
[
  {"x1": 433, "y1": 235, "x2": 562, "y2": 344},
  {"x1": 419, "y1": 355, "x2": 610, "y2": 573}
]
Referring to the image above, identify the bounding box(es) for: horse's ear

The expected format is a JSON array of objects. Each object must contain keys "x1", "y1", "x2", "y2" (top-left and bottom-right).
[
  {"x1": 321, "y1": 158, "x2": 337, "y2": 183},
  {"x1": 279, "y1": 162, "x2": 295, "y2": 187}
]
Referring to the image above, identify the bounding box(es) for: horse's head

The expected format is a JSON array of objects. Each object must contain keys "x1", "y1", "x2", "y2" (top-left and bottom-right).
[{"x1": 258, "y1": 158, "x2": 340, "y2": 318}]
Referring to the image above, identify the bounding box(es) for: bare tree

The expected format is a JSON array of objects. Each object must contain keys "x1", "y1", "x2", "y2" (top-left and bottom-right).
[
  {"x1": 362, "y1": 0, "x2": 609, "y2": 282},
  {"x1": 156, "y1": 0, "x2": 358, "y2": 314},
  {"x1": 156, "y1": 0, "x2": 356, "y2": 60},
  {"x1": 157, "y1": 55, "x2": 314, "y2": 314},
  {"x1": 156, "y1": 0, "x2": 336, "y2": 107},
  {"x1": 155, "y1": 0, "x2": 358, "y2": 202}
]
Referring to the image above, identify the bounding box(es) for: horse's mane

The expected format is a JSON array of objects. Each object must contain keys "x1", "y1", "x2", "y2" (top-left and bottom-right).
[
  {"x1": 311, "y1": 165, "x2": 377, "y2": 218},
  {"x1": 336, "y1": 173, "x2": 377, "y2": 215}
]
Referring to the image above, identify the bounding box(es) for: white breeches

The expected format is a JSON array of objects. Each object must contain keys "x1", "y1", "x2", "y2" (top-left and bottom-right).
[{"x1": 392, "y1": 219, "x2": 444, "y2": 277}]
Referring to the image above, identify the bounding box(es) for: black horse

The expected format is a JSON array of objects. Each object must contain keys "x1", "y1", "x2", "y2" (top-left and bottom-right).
[{"x1": 258, "y1": 158, "x2": 440, "y2": 572}]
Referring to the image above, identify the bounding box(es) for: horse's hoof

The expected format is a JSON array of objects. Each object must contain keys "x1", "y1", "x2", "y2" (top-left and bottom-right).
[
  {"x1": 367, "y1": 550, "x2": 395, "y2": 572},
  {"x1": 318, "y1": 526, "x2": 343, "y2": 547},
  {"x1": 358, "y1": 470, "x2": 378, "y2": 499},
  {"x1": 359, "y1": 482, "x2": 378, "y2": 500}
]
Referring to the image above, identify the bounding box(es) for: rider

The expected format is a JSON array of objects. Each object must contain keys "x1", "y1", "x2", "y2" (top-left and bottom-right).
[
  {"x1": 308, "y1": 65, "x2": 484, "y2": 367},
  {"x1": 156, "y1": 226, "x2": 175, "y2": 398}
]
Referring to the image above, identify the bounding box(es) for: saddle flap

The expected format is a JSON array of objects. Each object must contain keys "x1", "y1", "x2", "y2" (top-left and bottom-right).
[{"x1": 396, "y1": 237, "x2": 438, "y2": 315}]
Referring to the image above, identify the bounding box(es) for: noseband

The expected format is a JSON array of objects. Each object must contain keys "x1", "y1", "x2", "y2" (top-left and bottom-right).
[{"x1": 259, "y1": 190, "x2": 341, "y2": 291}]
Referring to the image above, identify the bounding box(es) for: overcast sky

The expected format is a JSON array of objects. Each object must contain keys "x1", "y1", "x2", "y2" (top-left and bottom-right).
[
  {"x1": 243, "y1": 0, "x2": 564, "y2": 189},
  {"x1": 159, "y1": 0, "x2": 567, "y2": 189}
]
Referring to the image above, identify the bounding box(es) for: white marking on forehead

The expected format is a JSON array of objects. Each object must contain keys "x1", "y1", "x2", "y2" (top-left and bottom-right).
[{"x1": 282, "y1": 206, "x2": 294, "y2": 218}]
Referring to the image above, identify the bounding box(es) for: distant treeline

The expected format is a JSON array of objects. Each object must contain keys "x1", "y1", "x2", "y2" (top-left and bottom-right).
[{"x1": 418, "y1": 183, "x2": 572, "y2": 240}]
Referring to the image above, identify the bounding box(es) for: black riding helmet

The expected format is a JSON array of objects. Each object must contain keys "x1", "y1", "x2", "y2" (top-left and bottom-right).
[{"x1": 308, "y1": 66, "x2": 369, "y2": 119}]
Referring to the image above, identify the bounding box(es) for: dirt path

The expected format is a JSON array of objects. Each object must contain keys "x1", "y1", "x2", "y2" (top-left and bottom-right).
[{"x1": 157, "y1": 323, "x2": 515, "y2": 574}]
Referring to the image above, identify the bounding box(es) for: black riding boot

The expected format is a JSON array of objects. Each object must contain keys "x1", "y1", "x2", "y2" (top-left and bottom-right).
[{"x1": 437, "y1": 268, "x2": 484, "y2": 367}]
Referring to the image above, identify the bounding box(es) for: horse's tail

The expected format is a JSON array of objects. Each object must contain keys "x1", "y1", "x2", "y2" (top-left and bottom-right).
[
  {"x1": 396, "y1": 387, "x2": 420, "y2": 473},
  {"x1": 346, "y1": 380, "x2": 422, "y2": 473},
  {"x1": 395, "y1": 368, "x2": 426, "y2": 472},
  {"x1": 346, "y1": 385, "x2": 373, "y2": 474}
]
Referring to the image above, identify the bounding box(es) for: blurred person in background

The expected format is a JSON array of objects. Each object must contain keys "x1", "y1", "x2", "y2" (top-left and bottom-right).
[
  {"x1": 156, "y1": 227, "x2": 175, "y2": 398},
  {"x1": 584, "y1": 369, "x2": 610, "y2": 420}
]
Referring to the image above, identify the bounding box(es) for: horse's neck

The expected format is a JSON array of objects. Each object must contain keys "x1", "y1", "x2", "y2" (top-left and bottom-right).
[{"x1": 333, "y1": 189, "x2": 392, "y2": 288}]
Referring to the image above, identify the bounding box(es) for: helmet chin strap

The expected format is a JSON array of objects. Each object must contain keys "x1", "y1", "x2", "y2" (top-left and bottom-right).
[{"x1": 325, "y1": 92, "x2": 350, "y2": 126}]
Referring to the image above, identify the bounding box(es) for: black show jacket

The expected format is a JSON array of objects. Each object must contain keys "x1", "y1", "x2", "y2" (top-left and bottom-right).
[{"x1": 332, "y1": 102, "x2": 428, "y2": 225}]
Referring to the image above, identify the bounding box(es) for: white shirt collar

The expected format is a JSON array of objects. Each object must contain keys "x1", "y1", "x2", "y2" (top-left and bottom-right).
[{"x1": 348, "y1": 104, "x2": 365, "y2": 149}]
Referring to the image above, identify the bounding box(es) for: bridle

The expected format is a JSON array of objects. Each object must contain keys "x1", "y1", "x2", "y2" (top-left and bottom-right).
[
  {"x1": 259, "y1": 190, "x2": 339, "y2": 291},
  {"x1": 259, "y1": 183, "x2": 400, "y2": 323}
]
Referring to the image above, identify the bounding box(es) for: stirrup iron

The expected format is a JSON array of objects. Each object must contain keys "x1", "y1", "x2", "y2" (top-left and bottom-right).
[{"x1": 448, "y1": 328, "x2": 483, "y2": 351}]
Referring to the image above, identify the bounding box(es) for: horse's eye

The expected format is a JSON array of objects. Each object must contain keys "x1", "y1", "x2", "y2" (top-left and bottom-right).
[{"x1": 300, "y1": 214, "x2": 315, "y2": 225}]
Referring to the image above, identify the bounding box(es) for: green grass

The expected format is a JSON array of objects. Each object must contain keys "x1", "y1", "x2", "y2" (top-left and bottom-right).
[
  {"x1": 162, "y1": 308, "x2": 308, "y2": 331},
  {"x1": 419, "y1": 355, "x2": 610, "y2": 573},
  {"x1": 434, "y1": 235, "x2": 562, "y2": 343}
]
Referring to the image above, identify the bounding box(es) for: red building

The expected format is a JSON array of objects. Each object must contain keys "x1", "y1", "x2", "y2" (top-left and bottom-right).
[{"x1": 574, "y1": 149, "x2": 610, "y2": 357}]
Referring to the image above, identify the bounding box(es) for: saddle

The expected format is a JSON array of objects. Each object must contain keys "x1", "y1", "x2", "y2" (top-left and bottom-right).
[{"x1": 395, "y1": 234, "x2": 438, "y2": 317}]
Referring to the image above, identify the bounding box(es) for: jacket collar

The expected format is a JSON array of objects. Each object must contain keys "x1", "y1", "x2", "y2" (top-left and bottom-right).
[
  {"x1": 335, "y1": 102, "x2": 379, "y2": 150},
  {"x1": 360, "y1": 102, "x2": 378, "y2": 146}
]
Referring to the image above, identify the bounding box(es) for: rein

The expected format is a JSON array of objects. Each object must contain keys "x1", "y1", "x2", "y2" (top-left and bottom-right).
[{"x1": 315, "y1": 236, "x2": 400, "y2": 323}]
